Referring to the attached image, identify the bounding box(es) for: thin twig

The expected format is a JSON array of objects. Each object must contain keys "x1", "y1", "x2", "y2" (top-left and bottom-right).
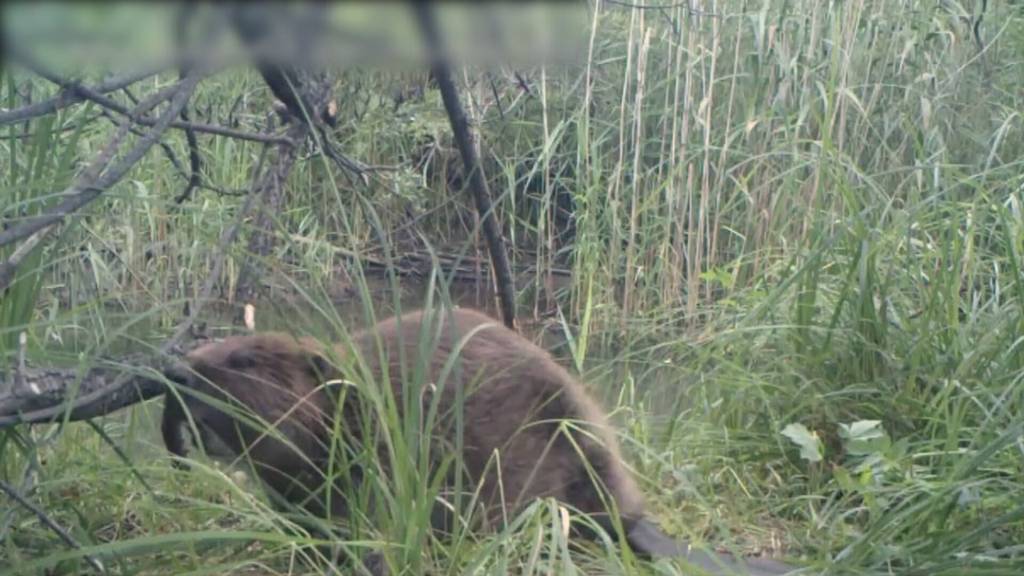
[
  {"x1": 85, "y1": 420, "x2": 157, "y2": 496},
  {"x1": 0, "y1": 479, "x2": 106, "y2": 573},
  {"x1": 0, "y1": 121, "x2": 302, "y2": 427},
  {"x1": 0, "y1": 437, "x2": 44, "y2": 541},
  {"x1": 97, "y1": 101, "x2": 192, "y2": 183},
  {"x1": 487, "y1": 72, "x2": 506, "y2": 121},
  {"x1": 164, "y1": 119, "x2": 291, "y2": 143},
  {"x1": 174, "y1": 4, "x2": 204, "y2": 205},
  {"x1": 0, "y1": 63, "x2": 166, "y2": 127},
  {"x1": 172, "y1": 122, "x2": 283, "y2": 344},
  {"x1": 117, "y1": 87, "x2": 212, "y2": 202},
  {"x1": 319, "y1": 133, "x2": 370, "y2": 184},
  {"x1": 0, "y1": 73, "x2": 201, "y2": 252},
  {"x1": 8, "y1": 47, "x2": 288, "y2": 145},
  {"x1": 512, "y1": 71, "x2": 532, "y2": 95},
  {"x1": 193, "y1": 183, "x2": 250, "y2": 198},
  {"x1": 177, "y1": 116, "x2": 202, "y2": 201},
  {"x1": 0, "y1": 226, "x2": 56, "y2": 294}
]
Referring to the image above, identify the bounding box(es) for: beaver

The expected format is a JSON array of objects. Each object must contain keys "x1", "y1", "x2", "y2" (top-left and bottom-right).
[{"x1": 160, "y1": 307, "x2": 795, "y2": 575}]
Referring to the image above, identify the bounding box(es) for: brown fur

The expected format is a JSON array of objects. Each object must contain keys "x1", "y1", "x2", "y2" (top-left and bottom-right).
[
  {"x1": 161, "y1": 331, "x2": 342, "y2": 512},
  {"x1": 354, "y1": 307, "x2": 647, "y2": 527},
  {"x1": 161, "y1": 307, "x2": 795, "y2": 575}
]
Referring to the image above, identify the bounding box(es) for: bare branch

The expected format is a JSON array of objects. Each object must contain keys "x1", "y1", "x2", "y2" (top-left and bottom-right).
[
  {"x1": 235, "y1": 119, "x2": 312, "y2": 300},
  {"x1": 0, "y1": 74, "x2": 201, "y2": 251},
  {"x1": 114, "y1": 88, "x2": 213, "y2": 204},
  {"x1": 974, "y1": 0, "x2": 988, "y2": 52},
  {"x1": 164, "y1": 120, "x2": 291, "y2": 144},
  {"x1": 0, "y1": 121, "x2": 304, "y2": 427},
  {"x1": 0, "y1": 226, "x2": 55, "y2": 295},
  {"x1": 0, "y1": 479, "x2": 106, "y2": 573},
  {"x1": 95, "y1": 98, "x2": 193, "y2": 188},
  {"x1": 0, "y1": 64, "x2": 166, "y2": 127},
  {"x1": 231, "y1": 4, "x2": 372, "y2": 185},
  {"x1": 9, "y1": 46, "x2": 141, "y2": 119},
  {"x1": 0, "y1": 360, "x2": 165, "y2": 427},
  {"x1": 0, "y1": 112, "x2": 104, "y2": 141},
  {"x1": 174, "y1": 4, "x2": 204, "y2": 204},
  {"x1": 413, "y1": 2, "x2": 518, "y2": 331},
  {"x1": 177, "y1": 116, "x2": 202, "y2": 202},
  {"x1": 6, "y1": 47, "x2": 287, "y2": 146},
  {"x1": 175, "y1": 119, "x2": 293, "y2": 343}
]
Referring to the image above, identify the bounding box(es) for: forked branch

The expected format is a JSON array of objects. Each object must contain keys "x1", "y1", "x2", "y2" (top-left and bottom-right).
[
  {"x1": 0, "y1": 79, "x2": 200, "y2": 248},
  {"x1": 0, "y1": 116, "x2": 305, "y2": 427}
]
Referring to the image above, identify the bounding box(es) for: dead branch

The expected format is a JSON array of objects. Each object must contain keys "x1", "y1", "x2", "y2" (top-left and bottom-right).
[
  {"x1": 0, "y1": 79, "x2": 199, "y2": 294},
  {"x1": 94, "y1": 95, "x2": 193, "y2": 194},
  {"x1": 231, "y1": 4, "x2": 370, "y2": 185},
  {"x1": 7, "y1": 45, "x2": 154, "y2": 120},
  {"x1": 113, "y1": 86, "x2": 219, "y2": 204},
  {"x1": 1, "y1": 84, "x2": 176, "y2": 292},
  {"x1": 0, "y1": 362, "x2": 164, "y2": 427},
  {"x1": 0, "y1": 120, "x2": 302, "y2": 427},
  {"x1": 0, "y1": 7, "x2": 319, "y2": 423},
  {"x1": 174, "y1": 4, "x2": 204, "y2": 205},
  {"x1": 0, "y1": 479, "x2": 106, "y2": 573},
  {"x1": 234, "y1": 117, "x2": 313, "y2": 301},
  {"x1": 6, "y1": 47, "x2": 289, "y2": 147},
  {"x1": 0, "y1": 226, "x2": 54, "y2": 294},
  {"x1": 229, "y1": 4, "x2": 355, "y2": 299},
  {"x1": 161, "y1": 120, "x2": 291, "y2": 144},
  {"x1": 974, "y1": 0, "x2": 988, "y2": 52},
  {"x1": 412, "y1": 3, "x2": 518, "y2": 331},
  {"x1": 0, "y1": 74, "x2": 200, "y2": 259},
  {"x1": 179, "y1": 117, "x2": 295, "y2": 340},
  {"x1": 0, "y1": 63, "x2": 166, "y2": 127}
]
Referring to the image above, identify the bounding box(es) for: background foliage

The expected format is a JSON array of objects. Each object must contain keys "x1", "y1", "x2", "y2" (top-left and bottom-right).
[{"x1": 2, "y1": 1, "x2": 1023, "y2": 574}]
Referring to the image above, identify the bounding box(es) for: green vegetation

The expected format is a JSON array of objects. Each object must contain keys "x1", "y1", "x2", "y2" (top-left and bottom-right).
[{"x1": 2, "y1": 1, "x2": 1024, "y2": 574}]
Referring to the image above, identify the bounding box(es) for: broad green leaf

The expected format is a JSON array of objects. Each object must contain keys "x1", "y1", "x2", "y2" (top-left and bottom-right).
[
  {"x1": 840, "y1": 420, "x2": 890, "y2": 456},
  {"x1": 781, "y1": 423, "x2": 824, "y2": 463}
]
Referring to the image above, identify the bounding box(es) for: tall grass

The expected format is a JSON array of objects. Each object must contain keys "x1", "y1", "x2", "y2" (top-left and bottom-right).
[{"x1": 1, "y1": 1, "x2": 1023, "y2": 574}]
